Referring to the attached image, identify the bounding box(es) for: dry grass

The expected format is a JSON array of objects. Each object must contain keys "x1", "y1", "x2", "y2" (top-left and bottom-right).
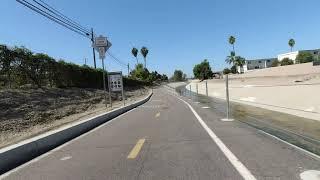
[{"x1": 0, "y1": 87, "x2": 149, "y2": 148}]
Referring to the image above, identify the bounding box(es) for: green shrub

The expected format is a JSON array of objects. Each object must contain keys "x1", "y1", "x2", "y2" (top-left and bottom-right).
[
  {"x1": 223, "y1": 68, "x2": 231, "y2": 74},
  {"x1": 230, "y1": 65, "x2": 237, "y2": 74},
  {"x1": 280, "y1": 58, "x2": 294, "y2": 66},
  {"x1": 0, "y1": 44, "x2": 150, "y2": 89},
  {"x1": 296, "y1": 52, "x2": 314, "y2": 64},
  {"x1": 193, "y1": 59, "x2": 213, "y2": 80},
  {"x1": 271, "y1": 60, "x2": 279, "y2": 67}
]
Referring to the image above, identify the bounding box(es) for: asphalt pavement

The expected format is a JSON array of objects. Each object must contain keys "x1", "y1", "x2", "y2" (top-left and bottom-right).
[{"x1": 2, "y1": 87, "x2": 320, "y2": 180}]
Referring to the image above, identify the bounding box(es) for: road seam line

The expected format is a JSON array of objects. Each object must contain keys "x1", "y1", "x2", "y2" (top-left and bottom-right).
[
  {"x1": 127, "y1": 139, "x2": 146, "y2": 159},
  {"x1": 168, "y1": 90, "x2": 256, "y2": 180}
]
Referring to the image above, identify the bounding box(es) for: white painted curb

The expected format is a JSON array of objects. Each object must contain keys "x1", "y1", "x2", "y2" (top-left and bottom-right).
[{"x1": 0, "y1": 91, "x2": 153, "y2": 175}]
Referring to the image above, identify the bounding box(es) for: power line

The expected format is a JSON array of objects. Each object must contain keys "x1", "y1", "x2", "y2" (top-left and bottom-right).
[
  {"x1": 33, "y1": 0, "x2": 90, "y2": 34},
  {"x1": 39, "y1": 0, "x2": 90, "y2": 32},
  {"x1": 17, "y1": 0, "x2": 98, "y2": 68},
  {"x1": 107, "y1": 51, "x2": 133, "y2": 71},
  {"x1": 107, "y1": 52, "x2": 127, "y2": 66},
  {"x1": 16, "y1": 0, "x2": 91, "y2": 38}
]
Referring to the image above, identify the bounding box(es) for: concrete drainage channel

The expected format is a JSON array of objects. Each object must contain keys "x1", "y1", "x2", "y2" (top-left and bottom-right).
[
  {"x1": 172, "y1": 84, "x2": 320, "y2": 159},
  {"x1": 0, "y1": 92, "x2": 153, "y2": 175}
]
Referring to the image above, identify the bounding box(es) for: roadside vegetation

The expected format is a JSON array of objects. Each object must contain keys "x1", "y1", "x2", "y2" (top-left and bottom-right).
[
  {"x1": 0, "y1": 44, "x2": 152, "y2": 89},
  {"x1": 223, "y1": 36, "x2": 246, "y2": 74},
  {"x1": 130, "y1": 46, "x2": 168, "y2": 83},
  {"x1": 170, "y1": 70, "x2": 186, "y2": 82},
  {"x1": 0, "y1": 44, "x2": 168, "y2": 146},
  {"x1": 193, "y1": 59, "x2": 213, "y2": 80},
  {"x1": 280, "y1": 58, "x2": 294, "y2": 66}
]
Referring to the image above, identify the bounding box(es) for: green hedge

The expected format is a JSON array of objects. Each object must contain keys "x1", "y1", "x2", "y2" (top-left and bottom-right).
[{"x1": 0, "y1": 44, "x2": 147, "y2": 89}]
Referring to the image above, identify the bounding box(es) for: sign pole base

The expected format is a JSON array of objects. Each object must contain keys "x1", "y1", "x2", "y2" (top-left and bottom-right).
[{"x1": 220, "y1": 118, "x2": 234, "y2": 122}]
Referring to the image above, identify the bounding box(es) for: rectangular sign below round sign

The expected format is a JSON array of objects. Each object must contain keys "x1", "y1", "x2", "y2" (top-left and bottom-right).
[
  {"x1": 109, "y1": 72, "x2": 123, "y2": 92},
  {"x1": 98, "y1": 47, "x2": 106, "y2": 59}
]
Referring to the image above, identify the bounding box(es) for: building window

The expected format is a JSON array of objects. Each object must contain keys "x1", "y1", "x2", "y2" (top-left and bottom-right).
[
  {"x1": 248, "y1": 61, "x2": 251, "y2": 64},
  {"x1": 258, "y1": 61, "x2": 262, "y2": 63},
  {"x1": 314, "y1": 52, "x2": 318, "y2": 55},
  {"x1": 267, "y1": 60, "x2": 270, "y2": 62}
]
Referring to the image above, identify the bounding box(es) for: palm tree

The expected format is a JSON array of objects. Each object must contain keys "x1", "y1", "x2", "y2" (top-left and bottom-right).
[
  {"x1": 234, "y1": 56, "x2": 246, "y2": 73},
  {"x1": 131, "y1": 47, "x2": 138, "y2": 64},
  {"x1": 228, "y1": 36, "x2": 236, "y2": 52},
  {"x1": 140, "y1": 46, "x2": 149, "y2": 68},
  {"x1": 288, "y1": 39, "x2": 295, "y2": 52},
  {"x1": 225, "y1": 51, "x2": 236, "y2": 65}
]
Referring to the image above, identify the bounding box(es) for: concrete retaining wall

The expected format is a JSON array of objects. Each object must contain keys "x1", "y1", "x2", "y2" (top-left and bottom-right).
[{"x1": 0, "y1": 92, "x2": 152, "y2": 175}]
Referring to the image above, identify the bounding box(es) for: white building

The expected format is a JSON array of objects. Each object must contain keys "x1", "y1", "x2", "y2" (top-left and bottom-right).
[
  {"x1": 238, "y1": 58, "x2": 277, "y2": 73},
  {"x1": 277, "y1": 49, "x2": 320, "y2": 63},
  {"x1": 237, "y1": 48, "x2": 320, "y2": 73}
]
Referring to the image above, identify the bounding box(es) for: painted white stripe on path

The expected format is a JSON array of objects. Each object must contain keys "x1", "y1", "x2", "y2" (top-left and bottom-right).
[{"x1": 171, "y1": 94, "x2": 256, "y2": 180}]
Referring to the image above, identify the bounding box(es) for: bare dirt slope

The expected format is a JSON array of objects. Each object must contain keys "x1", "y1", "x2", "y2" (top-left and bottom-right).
[{"x1": 0, "y1": 87, "x2": 149, "y2": 147}]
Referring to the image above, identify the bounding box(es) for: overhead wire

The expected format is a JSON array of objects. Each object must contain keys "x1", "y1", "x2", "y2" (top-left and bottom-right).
[
  {"x1": 17, "y1": 0, "x2": 132, "y2": 72},
  {"x1": 31, "y1": 0, "x2": 90, "y2": 35},
  {"x1": 36, "y1": 0, "x2": 91, "y2": 33},
  {"x1": 16, "y1": 0, "x2": 91, "y2": 39},
  {"x1": 107, "y1": 51, "x2": 133, "y2": 71}
]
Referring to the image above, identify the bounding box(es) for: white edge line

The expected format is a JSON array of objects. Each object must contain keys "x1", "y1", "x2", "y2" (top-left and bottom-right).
[
  {"x1": 0, "y1": 91, "x2": 154, "y2": 179},
  {"x1": 0, "y1": 107, "x2": 137, "y2": 179},
  {"x1": 258, "y1": 130, "x2": 320, "y2": 160},
  {"x1": 165, "y1": 88, "x2": 256, "y2": 180},
  {"x1": 164, "y1": 86, "x2": 320, "y2": 171}
]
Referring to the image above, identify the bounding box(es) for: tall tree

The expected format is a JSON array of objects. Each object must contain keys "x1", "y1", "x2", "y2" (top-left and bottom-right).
[
  {"x1": 225, "y1": 51, "x2": 236, "y2": 65},
  {"x1": 228, "y1": 36, "x2": 236, "y2": 52},
  {"x1": 0, "y1": 45, "x2": 14, "y2": 87},
  {"x1": 193, "y1": 59, "x2": 213, "y2": 80},
  {"x1": 288, "y1": 38, "x2": 295, "y2": 52},
  {"x1": 131, "y1": 47, "x2": 139, "y2": 64},
  {"x1": 234, "y1": 56, "x2": 246, "y2": 73},
  {"x1": 140, "y1": 47, "x2": 149, "y2": 68},
  {"x1": 171, "y1": 70, "x2": 184, "y2": 82}
]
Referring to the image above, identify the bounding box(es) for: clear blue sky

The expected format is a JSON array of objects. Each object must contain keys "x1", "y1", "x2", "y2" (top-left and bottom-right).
[{"x1": 1, "y1": 0, "x2": 320, "y2": 77}]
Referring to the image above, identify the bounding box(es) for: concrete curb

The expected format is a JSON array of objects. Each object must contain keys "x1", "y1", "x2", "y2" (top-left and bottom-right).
[{"x1": 0, "y1": 91, "x2": 153, "y2": 175}]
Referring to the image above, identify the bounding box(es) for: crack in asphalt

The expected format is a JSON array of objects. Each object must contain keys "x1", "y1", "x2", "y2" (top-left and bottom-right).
[{"x1": 135, "y1": 141, "x2": 151, "y2": 180}]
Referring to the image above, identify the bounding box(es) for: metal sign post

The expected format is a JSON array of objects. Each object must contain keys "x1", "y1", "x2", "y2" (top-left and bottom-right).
[
  {"x1": 121, "y1": 72, "x2": 125, "y2": 106},
  {"x1": 108, "y1": 71, "x2": 125, "y2": 107},
  {"x1": 226, "y1": 75, "x2": 230, "y2": 119},
  {"x1": 206, "y1": 80, "x2": 208, "y2": 96},
  {"x1": 221, "y1": 74, "x2": 234, "y2": 121},
  {"x1": 101, "y1": 53, "x2": 107, "y2": 107},
  {"x1": 196, "y1": 83, "x2": 198, "y2": 95},
  {"x1": 108, "y1": 74, "x2": 112, "y2": 108},
  {"x1": 92, "y1": 35, "x2": 112, "y2": 108}
]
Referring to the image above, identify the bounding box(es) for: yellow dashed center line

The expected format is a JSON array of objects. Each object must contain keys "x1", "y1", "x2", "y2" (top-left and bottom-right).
[
  {"x1": 127, "y1": 139, "x2": 146, "y2": 159},
  {"x1": 155, "y1": 112, "x2": 160, "y2": 118}
]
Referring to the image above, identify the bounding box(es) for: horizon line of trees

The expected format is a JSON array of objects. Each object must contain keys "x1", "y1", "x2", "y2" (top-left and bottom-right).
[
  {"x1": 129, "y1": 46, "x2": 168, "y2": 83},
  {"x1": 0, "y1": 44, "x2": 164, "y2": 89}
]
